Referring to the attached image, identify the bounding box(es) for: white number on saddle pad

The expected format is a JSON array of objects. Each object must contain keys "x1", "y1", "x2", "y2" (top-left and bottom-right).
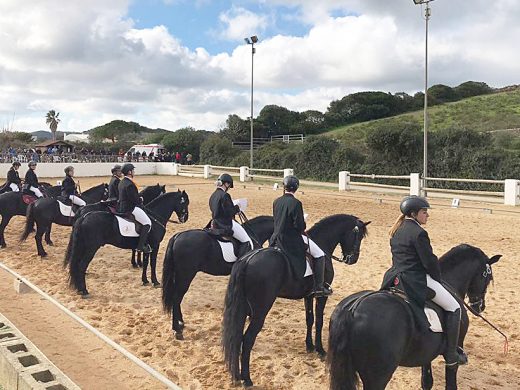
[
  {"x1": 424, "y1": 308, "x2": 443, "y2": 333},
  {"x1": 58, "y1": 201, "x2": 75, "y2": 217},
  {"x1": 233, "y1": 198, "x2": 248, "y2": 212},
  {"x1": 115, "y1": 216, "x2": 140, "y2": 237}
]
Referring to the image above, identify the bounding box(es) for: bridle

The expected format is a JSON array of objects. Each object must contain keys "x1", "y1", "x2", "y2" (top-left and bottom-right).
[
  {"x1": 468, "y1": 264, "x2": 492, "y2": 313},
  {"x1": 332, "y1": 225, "x2": 361, "y2": 264}
]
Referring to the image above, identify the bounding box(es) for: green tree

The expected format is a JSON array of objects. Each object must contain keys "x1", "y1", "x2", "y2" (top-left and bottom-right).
[
  {"x1": 199, "y1": 135, "x2": 240, "y2": 165},
  {"x1": 220, "y1": 114, "x2": 249, "y2": 142},
  {"x1": 454, "y1": 81, "x2": 493, "y2": 99},
  {"x1": 427, "y1": 84, "x2": 459, "y2": 104},
  {"x1": 45, "y1": 110, "x2": 61, "y2": 141},
  {"x1": 90, "y1": 120, "x2": 143, "y2": 143},
  {"x1": 161, "y1": 127, "x2": 211, "y2": 162}
]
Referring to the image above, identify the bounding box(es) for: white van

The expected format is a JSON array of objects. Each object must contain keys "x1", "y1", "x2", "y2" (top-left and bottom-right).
[{"x1": 126, "y1": 144, "x2": 165, "y2": 156}]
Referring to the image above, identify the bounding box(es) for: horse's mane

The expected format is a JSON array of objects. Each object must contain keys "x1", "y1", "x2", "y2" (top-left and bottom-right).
[
  {"x1": 439, "y1": 244, "x2": 486, "y2": 272},
  {"x1": 308, "y1": 214, "x2": 367, "y2": 237},
  {"x1": 83, "y1": 182, "x2": 107, "y2": 195}
]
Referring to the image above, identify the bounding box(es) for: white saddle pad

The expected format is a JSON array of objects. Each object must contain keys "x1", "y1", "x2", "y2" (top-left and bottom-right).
[
  {"x1": 115, "y1": 216, "x2": 140, "y2": 237},
  {"x1": 304, "y1": 261, "x2": 313, "y2": 277},
  {"x1": 219, "y1": 241, "x2": 237, "y2": 263},
  {"x1": 58, "y1": 201, "x2": 74, "y2": 217},
  {"x1": 425, "y1": 307, "x2": 443, "y2": 333}
]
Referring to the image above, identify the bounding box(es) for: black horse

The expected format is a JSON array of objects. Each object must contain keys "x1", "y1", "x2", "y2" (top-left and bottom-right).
[
  {"x1": 327, "y1": 244, "x2": 501, "y2": 390},
  {"x1": 222, "y1": 214, "x2": 370, "y2": 387},
  {"x1": 72, "y1": 183, "x2": 166, "y2": 268},
  {"x1": 162, "y1": 215, "x2": 275, "y2": 340},
  {"x1": 20, "y1": 183, "x2": 109, "y2": 257},
  {"x1": 0, "y1": 183, "x2": 56, "y2": 248},
  {"x1": 64, "y1": 190, "x2": 189, "y2": 295}
]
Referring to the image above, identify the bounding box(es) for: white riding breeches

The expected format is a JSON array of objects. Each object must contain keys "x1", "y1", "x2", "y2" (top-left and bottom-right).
[
  {"x1": 9, "y1": 183, "x2": 19, "y2": 192},
  {"x1": 30, "y1": 186, "x2": 43, "y2": 198},
  {"x1": 302, "y1": 235, "x2": 325, "y2": 258},
  {"x1": 232, "y1": 220, "x2": 253, "y2": 249},
  {"x1": 426, "y1": 275, "x2": 460, "y2": 312},
  {"x1": 69, "y1": 195, "x2": 86, "y2": 207},
  {"x1": 132, "y1": 206, "x2": 151, "y2": 226}
]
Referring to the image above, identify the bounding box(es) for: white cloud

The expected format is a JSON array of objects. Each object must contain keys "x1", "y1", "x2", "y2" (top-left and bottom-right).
[
  {"x1": 217, "y1": 6, "x2": 269, "y2": 41},
  {"x1": 0, "y1": 0, "x2": 519, "y2": 134}
]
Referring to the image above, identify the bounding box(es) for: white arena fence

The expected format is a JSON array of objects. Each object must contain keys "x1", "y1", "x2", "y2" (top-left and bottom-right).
[{"x1": 0, "y1": 162, "x2": 518, "y2": 206}]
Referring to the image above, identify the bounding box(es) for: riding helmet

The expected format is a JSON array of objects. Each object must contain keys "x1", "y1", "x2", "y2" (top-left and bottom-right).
[
  {"x1": 28, "y1": 161, "x2": 37, "y2": 167},
  {"x1": 217, "y1": 173, "x2": 234, "y2": 188},
  {"x1": 400, "y1": 196, "x2": 430, "y2": 216},
  {"x1": 283, "y1": 175, "x2": 299, "y2": 192},
  {"x1": 121, "y1": 163, "x2": 135, "y2": 175},
  {"x1": 64, "y1": 166, "x2": 74, "y2": 175},
  {"x1": 111, "y1": 164, "x2": 122, "y2": 174},
  {"x1": 12, "y1": 161, "x2": 21, "y2": 167}
]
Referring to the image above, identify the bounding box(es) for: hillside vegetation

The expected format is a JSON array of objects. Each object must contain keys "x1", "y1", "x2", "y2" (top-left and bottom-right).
[{"x1": 326, "y1": 88, "x2": 520, "y2": 145}]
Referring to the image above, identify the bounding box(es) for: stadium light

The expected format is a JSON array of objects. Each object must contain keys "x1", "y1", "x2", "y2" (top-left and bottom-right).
[
  {"x1": 412, "y1": 0, "x2": 434, "y2": 194},
  {"x1": 244, "y1": 35, "x2": 258, "y2": 169}
]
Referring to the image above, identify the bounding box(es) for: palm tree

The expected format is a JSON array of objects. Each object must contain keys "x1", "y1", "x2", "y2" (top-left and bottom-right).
[{"x1": 45, "y1": 110, "x2": 61, "y2": 141}]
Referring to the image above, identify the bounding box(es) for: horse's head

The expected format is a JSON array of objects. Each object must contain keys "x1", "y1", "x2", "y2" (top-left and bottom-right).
[
  {"x1": 467, "y1": 253, "x2": 501, "y2": 313},
  {"x1": 174, "y1": 189, "x2": 189, "y2": 223},
  {"x1": 339, "y1": 219, "x2": 370, "y2": 265}
]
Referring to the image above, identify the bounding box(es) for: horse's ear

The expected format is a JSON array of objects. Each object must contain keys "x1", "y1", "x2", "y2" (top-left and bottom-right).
[
  {"x1": 364, "y1": 221, "x2": 372, "y2": 226},
  {"x1": 177, "y1": 189, "x2": 181, "y2": 192},
  {"x1": 488, "y1": 254, "x2": 502, "y2": 265}
]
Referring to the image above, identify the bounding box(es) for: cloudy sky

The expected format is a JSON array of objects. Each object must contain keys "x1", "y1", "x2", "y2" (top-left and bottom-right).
[{"x1": 1, "y1": 0, "x2": 519, "y2": 133}]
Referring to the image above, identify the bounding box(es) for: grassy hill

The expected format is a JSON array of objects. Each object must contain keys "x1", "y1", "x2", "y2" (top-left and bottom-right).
[{"x1": 325, "y1": 88, "x2": 520, "y2": 144}]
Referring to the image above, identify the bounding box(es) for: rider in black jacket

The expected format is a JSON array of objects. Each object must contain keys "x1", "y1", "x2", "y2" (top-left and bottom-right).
[
  {"x1": 4, "y1": 161, "x2": 22, "y2": 192},
  {"x1": 61, "y1": 166, "x2": 86, "y2": 206},
  {"x1": 209, "y1": 173, "x2": 252, "y2": 256},
  {"x1": 117, "y1": 163, "x2": 152, "y2": 253},
  {"x1": 381, "y1": 196, "x2": 467, "y2": 366},
  {"x1": 108, "y1": 165, "x2": 122, "y2": 201},
  {"x1": 22, "y1": 161, "x2": 43, "y2": 198},
  {"x1": 270, "y1": 175, "x2": 331, "y2": 297}
]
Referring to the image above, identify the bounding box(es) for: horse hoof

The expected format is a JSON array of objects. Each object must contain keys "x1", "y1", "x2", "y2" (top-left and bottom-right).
[
  {"x1": 175, "y1": 332, "x2": 184, "y2": 341},
  {"x1": 40, "y1": 253, "x2": 48, "y2": 258},
  {"x1": 153, "y1": 282, "x2": 161, "y2": 288},
  {"x1": 142, "y1": 281, "x2": 150, "y2": 286},
  {"x1": 242, "y1": 379, "x2": 254, "y2": 388},
  {"x1": 317, "y1": 349, "x2": 327, "y2": 360},
  {"x1": 47, "y1": 242, "x2": 54, "y2": 246},
  {"x1": 132, "y1": 264, "x2": 139, "y2": 269},
  {"x1": 306, "y1": 344, "x2": 315, "y2": 353},
  {"x1": 0, "y1": 244, "x2": 6, "y2": 249}
]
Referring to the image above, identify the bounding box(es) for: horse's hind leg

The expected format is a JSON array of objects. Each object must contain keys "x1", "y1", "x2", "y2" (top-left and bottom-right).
[
  {"x1": 149, "y1": 249, "x2": 160, "y2": 287},
  {"x1": 141, "y1": 253, "x2": 150, "y2": 285},
  {"x1": 422, "y1": 363, "x2": 434, "y2": 390},
  {"x1": 131, "y1": 250, "x2": 138, "y2": 268},
  {"x1": 35, "y1": 223, "x2": 48, "y2": 257},
  {"x1": 171, "y1": 271, "x2": 197, "y2": 340},
  {"x1": 445, "y1": 365, "x2": 459, "y2": 390},
  {"x1": 359, "y1": 369, "x2": 395, "y2": 390},
  {"x1": 0, "y1": 215, "x2": 12, "y2": 247},
  {"x1": 241, "y1": 315, "x2": 268, "y2": 388},
  {"x1": 314, "y1": 296, "x2": 328, "y2": 357},
  {"x1": 137, "y1": 251, "x2": 143, "y2": 267},
  {"x1": 45, "y1": 223, "x2": 53, "y2": 246},
  {"x1": 304, "y1": 296, "x2": 315, "y2": 352}
]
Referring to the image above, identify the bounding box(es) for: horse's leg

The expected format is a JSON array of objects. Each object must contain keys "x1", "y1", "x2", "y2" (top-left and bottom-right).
[
  {"x1": 141, "y1": 253, "x2": 149, "y2": 285},
  {"x1": 359, "y1": 369, "x2": 395, "y2": 390},
  {"x1": 137, "y1": 251, "x2": 143, "y2": 267},
  {"x1": 78, "y1": 247, "x2": 99, "y2": 297},
  {"x1": 150, "y1": 249, "x2": 160, "y2": 287},
  {"x1": 241, "y1": 314, "x2": 268, "y2": 388},
  {"x1": 171, "y1": 271, "x2": 197, "y2": 340},
  {"x1": 131, "y1": 250, "x2": 137, "y2": 268},
  {"x1": 45, "y1": 223, "x2": 53, "y2": 246},
  {"x1": 0, "y1": 214, "x2": 12, "y2": 247},
  {"x1": 304, "y1": 296, "x2": 315, "y2": 352},
  {"x1": 445, "y1": 365, "x2": 458, "y2": 390},
  {"x1": 421, "y1": 363, "x2": 434, "y2": 390},
  {"x1": 314, "y1": 296, "x2": 328, "y2": 358},
  {"x1": 34, "y1": 223, "x2": 48, "y2": 257}
]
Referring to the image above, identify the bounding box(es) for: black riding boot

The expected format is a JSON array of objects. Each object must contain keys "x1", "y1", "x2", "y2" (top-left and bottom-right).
[
  {"x1": 444, "y1": 308, "x2": 468, "y2": 366},
  {"x1": 237, "y1": 241, "x2": 253, "y2": 258},
  {"x1": 137, "y1": 224, "x2": 152, "y2": 254},
  {"x1": 312, "y1": 256, "x2": 332, "y2": 298}
]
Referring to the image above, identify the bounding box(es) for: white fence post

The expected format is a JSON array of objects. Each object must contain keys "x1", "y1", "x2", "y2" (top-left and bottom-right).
[
  {"x1": 410, "y1": 173, "x2": 421, "y2": 196},
  {"x1": 172, "y1": 163, "x2": 180, "y2": 175},
  {"x1": 240, "y1": 166, "x2": 250, "y2": 182},
  {"x1": 339, "y1": 171, "x2": 351, "y2": 191},
  {"x1": 504, "y1": 179, "x2": 520, "y2": 206},
  {"x1": 203, "y1": 165, "x2": 212, "y2": 179},
  {"x1": 283, "y1": 168, "x2": 294, "y2": 178}
]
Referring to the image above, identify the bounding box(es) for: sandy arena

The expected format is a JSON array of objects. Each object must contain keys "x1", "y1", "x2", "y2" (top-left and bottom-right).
[{"x1": 0, "y1": 175, "x2": 519, "y2": 389}]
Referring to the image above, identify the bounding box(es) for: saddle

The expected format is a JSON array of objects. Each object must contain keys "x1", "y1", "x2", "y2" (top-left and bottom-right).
[{"x1": 108, "y1": 207, "x2": 142, "y2": 237}]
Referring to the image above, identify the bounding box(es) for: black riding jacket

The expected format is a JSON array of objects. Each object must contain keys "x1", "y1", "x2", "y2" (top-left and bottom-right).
[
  {"x1": 117, "y1": 177, "x2": 141, "y2": 213},
  {"x1": 23, "y1": 169, "x2": 39, "y2": 193},
  {"x1": 7, "y1": 168, "x2": 21, "y2": 185},
  {"x1": 209, "y1": 188, "x2": 239, "y2": 231},
  {"x1": 108, "y1": 175, "x2": 121, "y2": 200},
  {"x1": 269, "y1": 193, "x2": 307, "y2": 278},
  {"x1": 61, "y1": 175, "x2": 78, "y2": 197}
]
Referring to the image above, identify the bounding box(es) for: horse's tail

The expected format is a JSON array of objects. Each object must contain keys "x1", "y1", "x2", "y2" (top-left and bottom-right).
[
  {"x1": 328, "y1": 302, "x2": 358, "y2": 390},
  {"x1": 67, "y1": 216, "x2": 86, "y2": 289},
  {"x1": 222, "y1": 257, "x2": 250, "y2": 381},
  {"x1": 161, "y1": 233, "x2": 179, "y2": 314},
  {"x1": 19, "y1": 202, "x2": 35, "y2": 242}
]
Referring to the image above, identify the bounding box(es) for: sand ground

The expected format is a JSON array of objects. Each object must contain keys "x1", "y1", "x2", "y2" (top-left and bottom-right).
[{"x1": 0, "y1": 175, "x2": 518, "y2": 390}]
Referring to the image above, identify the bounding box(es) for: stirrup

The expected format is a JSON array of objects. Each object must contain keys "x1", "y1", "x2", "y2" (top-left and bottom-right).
[{"x1": 310, "y1": 285, "x2": 333, "y2": 298}]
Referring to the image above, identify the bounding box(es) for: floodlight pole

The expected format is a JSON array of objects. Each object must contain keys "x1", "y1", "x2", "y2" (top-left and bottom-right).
[
  {"x1": 244, "y1": 36, "x2": 257, "y2": 170},
  {"x1": 423, "y1": 1, "x2": 431, "y2": 195}
]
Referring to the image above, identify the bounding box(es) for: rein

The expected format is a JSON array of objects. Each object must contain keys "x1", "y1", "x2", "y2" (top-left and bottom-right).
[{"x1": 462, "y1": 300, "x2": 509, "y2": 355}]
